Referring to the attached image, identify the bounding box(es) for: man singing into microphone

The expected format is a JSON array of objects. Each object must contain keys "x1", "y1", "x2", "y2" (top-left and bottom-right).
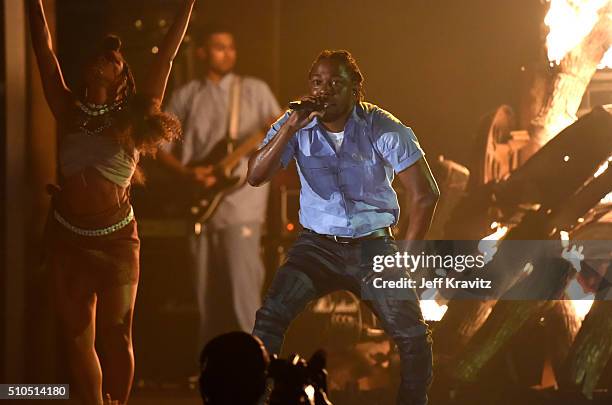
[{"x1": 248, "y1": 50, "x2": 439, "y2": 405}]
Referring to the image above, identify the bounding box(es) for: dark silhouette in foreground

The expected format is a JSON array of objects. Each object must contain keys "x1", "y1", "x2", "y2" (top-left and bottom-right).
[{"x1": 198, "y1": 332, "x2": 333, "y2": 404}]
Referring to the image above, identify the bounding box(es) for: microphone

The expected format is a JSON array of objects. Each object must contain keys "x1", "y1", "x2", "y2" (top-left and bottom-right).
[{"x1": 288, "y1": 99, "x2": 327, "y2": 111}]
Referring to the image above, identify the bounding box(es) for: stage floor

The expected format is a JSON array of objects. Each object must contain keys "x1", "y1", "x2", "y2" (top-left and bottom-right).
[{"x1": 41, "y1": 386, "x2": 611, "y2": 405}]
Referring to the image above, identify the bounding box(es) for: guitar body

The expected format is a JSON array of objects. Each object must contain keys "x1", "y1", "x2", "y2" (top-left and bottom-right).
[
  {"x1": 183, "y1": 130, "x2": 265, "y2": 225},
  {"x1": 189, "y1": 176, "x2": 245, "y2": 224},
  {"x1": 187, "y1": 138, "x2": 247, "y2": 224}
]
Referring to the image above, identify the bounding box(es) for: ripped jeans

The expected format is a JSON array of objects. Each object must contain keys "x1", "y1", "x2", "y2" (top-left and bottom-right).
[{"x1": 253, "y1": 230, "x2": 433, "y2": 405}]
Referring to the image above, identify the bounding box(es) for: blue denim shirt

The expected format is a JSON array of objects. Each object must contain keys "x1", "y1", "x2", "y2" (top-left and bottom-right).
[{"x1": 260, "y1": 102, "x2": 424, "y2": 237}]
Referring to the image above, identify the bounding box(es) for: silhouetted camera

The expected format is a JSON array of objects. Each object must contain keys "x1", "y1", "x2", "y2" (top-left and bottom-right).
[{"x1": 268, "y1": 350, "x2": 333, "y2": 405}]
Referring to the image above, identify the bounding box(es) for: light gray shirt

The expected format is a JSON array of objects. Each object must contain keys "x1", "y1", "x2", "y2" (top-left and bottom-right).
[{"x1": 165, "y1": 73, "x2": 281, "y2": 228}]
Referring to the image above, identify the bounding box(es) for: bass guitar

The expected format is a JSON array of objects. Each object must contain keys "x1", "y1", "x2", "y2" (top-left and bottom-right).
[{"x1": 187, "y1": 130, "x2": 265, "y2": 224}]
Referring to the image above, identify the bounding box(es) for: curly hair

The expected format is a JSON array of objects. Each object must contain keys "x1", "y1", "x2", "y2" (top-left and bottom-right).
[
  {"x1": 308, "y1": 49, "x2": 365, "y2": 101},
  {"x1": 119, "y1": 95, "x2": 182, "y2": 154},
  {"x1": 77, "y1": 35, "x2": 182, "y2": 154},
  {"x1": 74, "y1": 35, "x2": 182, "y2": 183}
]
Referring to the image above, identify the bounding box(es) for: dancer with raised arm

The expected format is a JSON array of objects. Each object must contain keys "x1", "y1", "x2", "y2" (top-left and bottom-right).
[{"x1": 28, "y1": 1, "x2": 195, "y2": 403}]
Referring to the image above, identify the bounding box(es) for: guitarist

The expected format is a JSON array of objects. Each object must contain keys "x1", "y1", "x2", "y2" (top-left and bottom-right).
[{"x1": 157, "y1": 23, "x2": 281, "y2": 343}]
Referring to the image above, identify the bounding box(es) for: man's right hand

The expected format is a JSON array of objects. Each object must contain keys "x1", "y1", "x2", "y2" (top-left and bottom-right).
[
  {"x1": 286, "y1": 95, "x2": 325, "y2": 131},
  {"x1": 189, "y1": 165, "x2": 217, "y2": 189},
  {"x1": 248, "y1": 95, "x2": 324, "y2": 187}
]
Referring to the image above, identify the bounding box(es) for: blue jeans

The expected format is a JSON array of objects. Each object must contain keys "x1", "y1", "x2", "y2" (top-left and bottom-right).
[{"x1": 253, "y1": 230, "x2": 433, "y2": 405}]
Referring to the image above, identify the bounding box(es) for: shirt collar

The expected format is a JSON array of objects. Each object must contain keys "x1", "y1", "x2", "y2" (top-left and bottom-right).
[
  {"x1": 303, "y1": 102, "x2": 367, "y2": 130},
  {"x1": 205, "y1": 72, "x2": 235, "y2": 91}
]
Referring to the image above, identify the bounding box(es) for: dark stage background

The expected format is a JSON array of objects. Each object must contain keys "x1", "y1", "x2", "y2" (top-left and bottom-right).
[
  {"x1": 0, "y1": 0, "x2": 6, "y2": 381},
  {"x1": 3, "y1": 0, "x2": 576, "y2": 400},
  {"x1": 55, "y1": 0, "x2": 545, "y2": 166},
  {"x1": 45, "y1": 0, "x2": 549, "y2": 385}
]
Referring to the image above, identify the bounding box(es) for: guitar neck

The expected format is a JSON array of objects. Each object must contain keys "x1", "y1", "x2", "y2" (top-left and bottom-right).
[{"x1": 219, "y1": 131, "x2": 265, "y2": 169}]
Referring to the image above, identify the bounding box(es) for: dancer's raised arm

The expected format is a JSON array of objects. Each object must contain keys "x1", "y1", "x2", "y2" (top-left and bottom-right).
[
  {"x1": 142, "y1": 0, "x2": 196, "y2": 101},
  {"x1": 28, "y1": 0, "x2": 73, "y2": 118}
]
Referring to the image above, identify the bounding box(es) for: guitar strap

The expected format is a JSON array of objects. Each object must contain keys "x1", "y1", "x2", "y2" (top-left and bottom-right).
[{"x1": 226, "y1": 75, "x2": 242, "y2": 153}]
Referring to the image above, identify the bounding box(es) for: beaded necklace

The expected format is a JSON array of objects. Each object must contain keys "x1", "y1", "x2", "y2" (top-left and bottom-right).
[{"x1": 76, "y1": 99, "x2": 127, "y2": 136}]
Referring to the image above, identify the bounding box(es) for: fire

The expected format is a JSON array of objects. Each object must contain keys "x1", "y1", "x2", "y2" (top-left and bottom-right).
[
  {"x1": 477, "y1": 222, "x2": 509, "y2": 265},
  {"x1": 419, "y1": 299, "x2": 448, "y2": 322},
  {"x1": 599, "y1": 46, "x2": 612, "y2": 68},
  {"x1": 571, "y1": 297, "x2": 595, "y2": 320},
  {"x1": 482, "y1": 223, "x2": 509, "y2": 240},
  {"x1": 420, "y1": 288, "x2": 448, "y2": 321},
  {"x1": 594, "y1": 157, "x2": 612, "y2": 203},
  {"x1": 593, "y1": 158, "x2": 609, "y2": 178},
  {"x1": 545, "y1": 0, "x2": 611, "y2": 67},
  {"x1": 566, "y1": 279, "x2": 595, "y2": 320},
  {"x1": 559, "y1": 233, "x2": 595, "y2": 320}
]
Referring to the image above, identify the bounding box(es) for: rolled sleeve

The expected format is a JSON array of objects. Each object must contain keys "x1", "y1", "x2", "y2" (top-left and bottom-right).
[
  {"x1": 372, "y1": 109, "x2": 424, "y2": 173},
  {"x1": 376, "y1": 128, "x2": 424, "y2": 173},
  {"x1": 259, "y1": 111, "x2": 296, "y2": 168}
]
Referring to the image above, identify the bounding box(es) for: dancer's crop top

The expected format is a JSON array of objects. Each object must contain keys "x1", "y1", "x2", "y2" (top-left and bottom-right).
[{"x1": 59, "y1": 131, "x2": 139, "y2": 187}]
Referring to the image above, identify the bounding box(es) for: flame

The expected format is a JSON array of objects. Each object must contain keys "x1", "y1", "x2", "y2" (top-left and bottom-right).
[
  {"x1": 305, "y1": 385, "x2": 315, "y2": 402},
  {"x1": 560, "y1": 230, "x2": 570, "y2": 248},
  {"x1": 420, "y1": 300, "x2": 448, "y2": 322},
  {"x1": 545, "y1": 0, "x2": 611, "y2": 67},
  {"x1": 595, "y1": 157, "x2": 612, "y2": 203},
  {"x1": 420, "y1": 288, "x2": 448, "y2": 321},
  {"x1": 478, "y1": 222, "x2": 509, "y2": 264},
  {"x1": 482, "y1": 222, "x2": 509, "y2": 241},
  {"x1": 566, "y1": 279, "x2": 595, "y2": 320},
  {"x1": 571, "y1": 298, "x2": 595, "y2": 319},
  {"x1": 593, "y1": 157, "x2": 610, "y2": 178},
  {"x1": 599, "y1": 46, "x2": 612, "y2": 68}
]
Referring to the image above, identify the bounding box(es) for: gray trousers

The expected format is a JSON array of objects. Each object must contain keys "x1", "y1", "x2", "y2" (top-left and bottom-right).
[{"x1": 190, "y1": 222, "x2": 265, "y2": 342}]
